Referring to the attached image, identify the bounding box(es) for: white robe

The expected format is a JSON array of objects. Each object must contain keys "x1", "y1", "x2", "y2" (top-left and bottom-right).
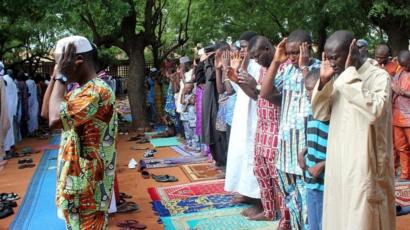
[
  {"x1": 224, "y1": 59, "x2": 261, "y2": 198},
  {"x1": 3, "y1": 74, "x2": 18, "y2": 151},
  {"x1": 26, "y1": 79, "x2": 39, "y2": 133},
  {"x1": 312, "y1": 61, "x2": 395, "y2": 230}
]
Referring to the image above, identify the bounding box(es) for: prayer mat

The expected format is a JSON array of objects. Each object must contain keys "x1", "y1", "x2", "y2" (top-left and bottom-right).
[
  {"x1": 161, "y1": 206, "x2": 278, "y2": 230},
  {"x1": 152, "y1": 194, "x2": 242, "y2": 217},
  {"x1": 148, "y1": 179, "x2": 228, "y2": 201},
  {"x1": 150, "y1": 137, "x2": 181, "y2": 148},
  {"x1": 10, "y1": 149, "x2": 66, "y2": 230},
  {"x1": 48, "y1": 134, "x2": 61, "y2": 146},
  {"x1": 396, "y1": 181, "x2": 410, "y2": 206},
  {"x1": 181, "y1": 163, "x2": 225, "y2": 182},
  {"x1": 141, "y1": 157, "x2": 209, "y2": 169},
  {"x1": 171, "y1": 145, "x2": 198, "y2": 157}
]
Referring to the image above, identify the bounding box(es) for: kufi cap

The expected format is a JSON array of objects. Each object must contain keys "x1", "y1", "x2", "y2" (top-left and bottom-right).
[{"x1": 55, "y1": 35, "x2": 93, "y2": 54}]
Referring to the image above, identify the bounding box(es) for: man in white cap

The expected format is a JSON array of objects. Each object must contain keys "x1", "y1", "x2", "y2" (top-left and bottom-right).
[{"x1": 41, "y1": 35, "x2": 118, "y2": 229}]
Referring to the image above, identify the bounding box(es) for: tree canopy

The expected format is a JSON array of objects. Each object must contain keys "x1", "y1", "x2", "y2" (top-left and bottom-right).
[{"x1": 1, "y1": 0, "x2": 409, "y2": 127}]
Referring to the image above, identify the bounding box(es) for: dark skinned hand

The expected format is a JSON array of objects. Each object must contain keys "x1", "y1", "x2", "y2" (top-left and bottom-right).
[
  {"x1": 273, "y1": 37, "x2": 288, "y2": 64},
  {"x1": 320, "y1": 52, "x2": 335, "y2": 85},
  {"x1": 238, "y1": 70, "x2": 257, "y2": 88},
  {"x1": 345, "y1": 39, "x2": 358, "y2": 69},
  {"x1": 230, "y1": 50, "x2": 242, "y2": 72},
  {"x1": 298, "y1": 42, "x2": 310, "y2": 68},
  {"x1": 215, "y1": 49, "x2": 223, "y2": 70},
  {"x1": 57, "y1": 43, "x2": 77, "y2": 78},
  {"x1": 308, "y1": 163, "x2": 324, "y2": 178}
]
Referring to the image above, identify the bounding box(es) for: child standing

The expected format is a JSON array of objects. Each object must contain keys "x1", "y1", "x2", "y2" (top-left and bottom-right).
[
  {"x1": 298, "y1": 69, "x2": 329, "y2": 230},
  {"x1": 392, "y1": 50, "x2": 410, "y2": 180},
  {"x1": 180, "y1": 82, "x2": 200, "y2": 152}
]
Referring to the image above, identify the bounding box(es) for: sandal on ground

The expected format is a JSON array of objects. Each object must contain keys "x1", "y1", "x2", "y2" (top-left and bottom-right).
[
  {"x1": 0, "y1": 203, "x2": 14, "y2": 219},
  {"x1": 117, "y1": 219, "x2": 146, "y2": 229},
  {"x1": 18, "y1": 163, "x2": 36, "y2": 169},
  {"x1": 0, "y1": 193, "x2": 20, "y2": 202},
  {"x1": 127, "y1": 136, "x2": 142, "y2": 141},
  {"x1": 119, "y1": 192, "x2": 133, "y2": 199},
  {"x1": 130, "y1": 146, "x2": 149, "y2": 150},
  {"x1": 151, "y1": 174, "x2": 178, "y2": 182},
  {"x1": 117, "y1": 201, "x2": 140, "y2": 213},
  {"x1": 18, "y1": 158, "x2": 33, "y2": 165},
  {"x1": 2, "y1": 200, "x2": 17, "y2": 208},
  {"x1": 143, "y1": 149, "x2": 157, "y2": 158},
  {"x1": 141, "y1": 171, "x2": 150, "y2": 179}
]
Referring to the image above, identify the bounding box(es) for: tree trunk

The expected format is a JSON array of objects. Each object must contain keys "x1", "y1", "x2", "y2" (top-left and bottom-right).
[
  {"x1": 127, "y1": 46, "x2": 147, "y2": 129},
  {"x1": 386, "y1": 28, "x2": 409, "y2": 57}
]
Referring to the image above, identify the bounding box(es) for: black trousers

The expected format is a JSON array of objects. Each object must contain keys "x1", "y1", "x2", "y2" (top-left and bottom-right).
[{"x1": 210, "y1": 130, "x2": 228, "y2": 167}]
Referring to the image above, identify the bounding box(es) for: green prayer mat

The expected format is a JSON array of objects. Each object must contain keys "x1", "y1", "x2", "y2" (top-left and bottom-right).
[{"x1": 150, "y1": 137, "x2": 181, "y2": 148}]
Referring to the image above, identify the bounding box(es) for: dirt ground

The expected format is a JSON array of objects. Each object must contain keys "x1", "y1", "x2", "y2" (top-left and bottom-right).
[{"x1": 1, "y1": 135, "x2": 410, "y2": 230}]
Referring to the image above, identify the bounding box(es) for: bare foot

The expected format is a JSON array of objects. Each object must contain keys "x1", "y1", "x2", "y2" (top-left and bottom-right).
[
  {"x1": 240, "y1": 205, "x2": 263, "y2": 217},
  {"x1": 248, "y1": 211, "x2": 271, "y2": 221},
  {"x1": 232, "y1": 195, "x2": 247, "y2": 204}
]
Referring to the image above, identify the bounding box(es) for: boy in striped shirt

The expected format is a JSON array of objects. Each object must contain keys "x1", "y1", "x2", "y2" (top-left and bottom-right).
[{"x1": 298, "y1": 69, "x2": 329, "y2": 230}]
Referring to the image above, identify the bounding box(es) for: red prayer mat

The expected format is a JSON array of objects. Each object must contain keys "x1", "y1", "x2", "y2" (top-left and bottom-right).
[
  {"x1": 396, "y1": 182, "x2": 410, "y2": 206},
  {"x1": 148, "y1": 179, "x2": 228, "y2": 201}
]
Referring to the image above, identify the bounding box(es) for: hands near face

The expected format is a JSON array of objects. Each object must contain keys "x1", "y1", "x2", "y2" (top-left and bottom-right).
[
  {"x1": 273, "y1": 37, "x2": 288, "y2": 64},
  {"x1": 320, "y1": 52, "x2": 335, "y2": 85},
  {"x1": 345, "y1": 39, "x2": 358, "y2": 69},
  {"x1": 57, "y1": 43, "x2": 77, "y2": 78},
  {"x1": 298, "y1": 42, "x2": 310, "y2": 68},
  {"x1": 215, "y1": 49, "x2": 223, "y2": 70},
  {"x1": 230, "y1": 50, "x2": 242, "y2": 72}
]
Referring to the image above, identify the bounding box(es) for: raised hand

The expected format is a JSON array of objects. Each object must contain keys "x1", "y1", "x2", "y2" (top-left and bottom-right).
[
  {"x1": 320, "y1": 52, "x2": 335, "y2": 84},
  {"x1": 273, "y1": 37, "x2": 288, "y2": 64},
  {"x1": 222, "y1": 50, "x2": 230, "y2": 70},
  {"x1": 298, "y1": 42, "x2": 310, "y2": 68},
  {"x1": 226, "y1": 67, "x2": 239, "y2": 83},
  {"x1": 215, "y1": 49, "x2": 223, "y2": 70},
  {"x1": 345, "y1": 39, "x2": 357, "y2": 69},
  {"x1": 240, "y1": 49, "x2": 250, "y2": 72},
  {"x1": 230, "y1": 51, "x2": 242, "y2": 72},
  {"x1": 57, "y1": 43, "x2": 77, "y2": 77}
]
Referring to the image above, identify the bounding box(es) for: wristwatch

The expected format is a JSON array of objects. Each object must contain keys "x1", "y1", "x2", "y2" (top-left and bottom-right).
[
  {"x1": 256, "y1": 84, "x2": 262, "y2": 95},
  {"x1": 54, "y1": 73, "x2": 68, "y2": 85}
]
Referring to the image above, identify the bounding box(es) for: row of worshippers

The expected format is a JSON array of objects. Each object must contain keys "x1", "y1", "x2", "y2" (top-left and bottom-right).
[
  {"x1": 160, "y1": 29, "x2": 410, "y2": 230},
  {"x1": 0, "y1": 66, "x2": 48, "y2": 161}
]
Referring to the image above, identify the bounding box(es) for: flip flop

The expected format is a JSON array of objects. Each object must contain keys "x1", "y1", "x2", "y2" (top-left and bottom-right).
[
  {"x1": 151, "y1": 174, "x2": 178, "y2": 182},
  {"x1": 119, "y1": 192, "x2": 133, "y2": 199},
  {"x1": 18, "y1": 163, "x2": 35, "y2": 169},
  {"x1": 143, "y1": 149, "x2": 157, "y2": 158},
  {"x1": 117, "y1": 201, "x2": 140, "y2": 213},
  {"x1": 141, "y1": 171, "x2": 150, "y2": 179},
  {"x1": 130, "y1": 147, "x2": 149, "y2": 150},
  {"x1": 0, "y1": 203, "x2": 14, "y2": 219},
  {"x1": 0, "y1": 193, "x2": 20, "y2": 201},
  {"x1": 117, "y1": 219, "x2": 147, "y2": 229}
]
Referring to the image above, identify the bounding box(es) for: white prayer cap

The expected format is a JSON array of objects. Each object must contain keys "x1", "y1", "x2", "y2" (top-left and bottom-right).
[
  {"x1": 179, "y1": 56, "x2": 190, "y2": 64},
  {"x1": 54, "y1": 35, "x2": 93, "y2": 54},
  {"x1": 150, "y1": 67, "x2": 158, "y2": 72},
  {"x1": 0, "y1": 61, "x2": 4, "y2": 76},
  {"x1": 198, "y1": 48, "x2": 205, "y2": 56}
]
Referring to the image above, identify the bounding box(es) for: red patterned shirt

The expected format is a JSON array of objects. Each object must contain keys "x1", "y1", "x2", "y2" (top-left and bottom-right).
[{"x1": 254, "y1": 68, "x2": 281, "y2": 158}]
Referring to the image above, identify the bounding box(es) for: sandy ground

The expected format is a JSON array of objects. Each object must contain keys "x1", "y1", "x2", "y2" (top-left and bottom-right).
[{"x1": 1, "y1": 135, "x2": 410, "y2": 230}]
